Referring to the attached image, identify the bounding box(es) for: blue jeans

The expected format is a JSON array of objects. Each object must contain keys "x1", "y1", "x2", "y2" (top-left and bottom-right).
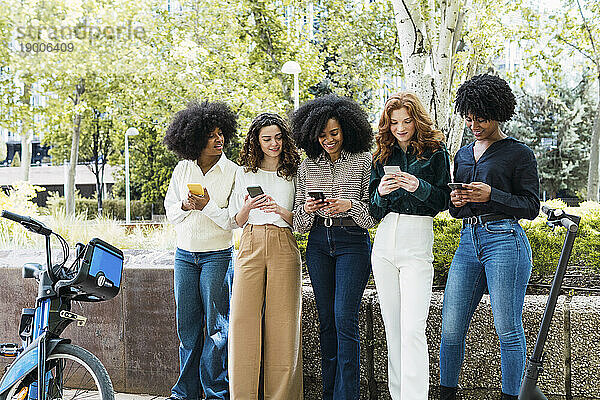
[
  {"x1": 440, "y1": 219, "x2": 533, "y2": 396},
  {"x1": 172, "y1": 247, "x2": 234, "y2": 400},
  {"x1": 306, "y1": 225, "x2": 372, "y2": 400}
]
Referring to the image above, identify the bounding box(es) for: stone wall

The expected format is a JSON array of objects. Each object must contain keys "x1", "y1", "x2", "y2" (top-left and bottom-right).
[{"x1": 1, "y1": 250, "x2": 599, "y2": 399}]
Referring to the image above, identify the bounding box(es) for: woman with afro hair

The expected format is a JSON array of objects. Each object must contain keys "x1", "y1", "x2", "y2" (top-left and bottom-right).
[
  {"x1": 228, "y1": 112, "x2": 303, "y2": 399},
  {"x1": 291, "y1": 94, "x2": 377, "y2": 400},
  {"x1": 368, "y1": 92, "x2": 451, "y2": 399},
  {"x1": 163, "y1": 100, "x2": 239, "y2": 400},
  {"x1": 439, "y1": 74, "x2": 540, "y2": 400}
]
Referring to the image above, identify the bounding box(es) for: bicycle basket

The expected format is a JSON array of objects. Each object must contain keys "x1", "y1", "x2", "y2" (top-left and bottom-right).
[{"x1": 70, "y1": 238, "x2": 124, "y2": 301}]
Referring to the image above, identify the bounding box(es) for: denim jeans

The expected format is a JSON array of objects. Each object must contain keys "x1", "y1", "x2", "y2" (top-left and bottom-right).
[
  {"x1": 439, "y1": 219, "x2": 533, "y2": 396},
  {"x1": 172, "y1": 247, "x2": 234, "y2": 400},
  {"x1": 306, "y1": 225, "x2": 372, "y2": 400}
]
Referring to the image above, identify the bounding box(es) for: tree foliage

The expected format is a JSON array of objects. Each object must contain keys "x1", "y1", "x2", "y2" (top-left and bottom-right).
[
  {"x1": 505, "y1": 76, "x2": 596, "y2": 198},
  {"x1": 517, "y1": 0, "x2": 600, "y2": 200}
]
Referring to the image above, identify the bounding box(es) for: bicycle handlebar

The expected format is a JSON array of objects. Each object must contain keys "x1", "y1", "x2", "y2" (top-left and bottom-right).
[{"x1": 1, "y1": 210, "x2": 53, "y2": 236}]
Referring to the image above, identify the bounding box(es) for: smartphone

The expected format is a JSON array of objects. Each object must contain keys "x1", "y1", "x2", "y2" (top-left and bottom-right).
[
  {"x1": 247, "y1": 185, "x2": 265, "y2": 198},
  {"x1": 383, "y1": 165, "x2": 402, "y2": 175},
  {"x1": 308, "y1": 191, "x2": 326, "y2": 201},
  {"x1": 448, "y1": 183, "x2": 466, "y2": 190},
  {"x1": 187, "y1": 183, "x2": 204, "y2": 195}
]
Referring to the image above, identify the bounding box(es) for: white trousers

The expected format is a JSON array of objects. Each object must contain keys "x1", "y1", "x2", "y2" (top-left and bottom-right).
[{"x1": 371, "y1": 213, "x2": 434, "y2": 400}]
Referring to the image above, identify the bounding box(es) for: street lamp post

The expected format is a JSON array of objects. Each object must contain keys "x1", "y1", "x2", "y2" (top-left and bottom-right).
[
  {"x1": 281, "y1": 61, "x2": 301, "y2": 110},
  {"x1": 124, "y1": 127, "x2": 139, "y2": 224}
]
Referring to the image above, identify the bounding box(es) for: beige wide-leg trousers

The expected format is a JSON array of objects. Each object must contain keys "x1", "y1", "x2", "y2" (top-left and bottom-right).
[
  {"x1": 229, "y1": 224, "x2": 303, "y2": 400},
  {"x1": 371, "y1": 213, "x2": 434, "y2": 400}
]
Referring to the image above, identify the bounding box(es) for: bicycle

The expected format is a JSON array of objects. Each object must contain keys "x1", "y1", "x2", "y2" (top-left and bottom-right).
[{"x1": 0, "y1": 210, "x2": 124, "y2": 400}]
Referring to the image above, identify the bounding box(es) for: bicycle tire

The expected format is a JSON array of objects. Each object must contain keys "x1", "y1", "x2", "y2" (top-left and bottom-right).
[{"x1": 5, "y1": 343, "x2": 114, "y2": 400}]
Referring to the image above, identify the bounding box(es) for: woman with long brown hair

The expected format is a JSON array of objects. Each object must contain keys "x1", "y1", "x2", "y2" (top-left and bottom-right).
[
  {"x1": 228, "y1": 112, "x2": 302, "y2": 399},
  {"x1": 368, "y1": 92, "x2": 451, "y2": 399}
]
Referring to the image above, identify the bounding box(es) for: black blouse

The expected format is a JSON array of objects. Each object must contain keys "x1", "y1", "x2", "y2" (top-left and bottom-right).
[{"x1": 449, "y1": 137, "x2": 540, "y2": 220}]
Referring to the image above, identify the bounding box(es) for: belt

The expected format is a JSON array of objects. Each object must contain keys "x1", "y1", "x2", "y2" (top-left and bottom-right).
[
  {"x1": 462, "y1": 213, "x2": 516, "y2": 227},
  {"x1": 314, "y1": 216, "x2": 358, "y2": 227}
]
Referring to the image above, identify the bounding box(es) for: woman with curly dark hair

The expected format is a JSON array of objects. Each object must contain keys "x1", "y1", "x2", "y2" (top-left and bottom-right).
[
  {"x1": 291, "y1": 94, "x2": 377, "y2": 400},
  {"x1": 228, "y1": 112, "x2": 303, "y2": 399},
  {"x1": 163, "y1": 100, "x2": 239, "y2": 400},
  {"x1": 368, "y1": 92, "x2": 451, "y2": 399},
  {"x1": 439, "y1": 74, "x2": 540, "y2": 400}
]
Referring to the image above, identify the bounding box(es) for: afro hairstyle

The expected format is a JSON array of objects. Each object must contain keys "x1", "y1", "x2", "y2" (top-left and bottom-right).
[
  {"x1": 290, "y1": 94, "x2": 374, "y2": 159},
  {"x1": 454, "y1": 74, "x2": 516, "y2": 122},
  {"x1": 163, "y1": 100, "x2": 237, "y2": 160}
]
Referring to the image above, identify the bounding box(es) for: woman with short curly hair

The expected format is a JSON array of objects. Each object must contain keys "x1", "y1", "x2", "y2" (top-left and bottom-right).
[
  {"x1": 369, "y1": 92, "x2": 451, "y2": 399},
  {"x1": 163, "y1": 100, "x2": 239, "y2": 400},
  {"x1": 228, "y1": 112, "x2": 303, "y2": 399},
  {"x1": 439, "y1": 74, "x2": 540, "y2": 400},
  {"x1": 291, "y1": 94, "x2": 377, "y2": 400}
]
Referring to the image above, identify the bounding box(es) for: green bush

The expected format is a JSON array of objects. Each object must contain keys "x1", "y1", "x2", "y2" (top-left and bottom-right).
[
  {"x1": 47, "y1": 194, "x2": 165, "y2": 221},
  {"x1": 293, "y1": 201, "x2": 600, "y2": 286}
]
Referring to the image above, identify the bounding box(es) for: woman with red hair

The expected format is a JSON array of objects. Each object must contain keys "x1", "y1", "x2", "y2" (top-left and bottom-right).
[{"x1": 368, "y1": 92, "x2": 451, "y2": 399}]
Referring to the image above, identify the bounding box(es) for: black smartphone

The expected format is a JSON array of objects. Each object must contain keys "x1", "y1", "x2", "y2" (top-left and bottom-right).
[
  {"x1": 247, "y1": 185, "x2": 265, "y2": 198},
  {"x1": 448, "y1": 183, "x2": 466, "y2": 190},
  {"x1": 308, "y1": 191, "x2": 326, "y2": 201}
]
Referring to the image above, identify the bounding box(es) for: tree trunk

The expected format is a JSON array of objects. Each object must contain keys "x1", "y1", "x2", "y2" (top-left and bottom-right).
[
  {"x1": 447, "y1": 52, "x2": 478, "y2": 158},
  {"x1": 20, "y1": 83, "x2": 32, "y2": 181},
  {"x1": 587, "y1": 92, "x2": 600, "y2": 201},
  {"x1": 20, "y1": 133, "x2": 30, "y2": 181},
  {"x1": 65, "y1": 79, "x2": 85, "y2": 216},
  {"x1": 390, "y1": 0, "x2": 432, "y2": 108},
  {"x1": 391, "y1": 0, "x2": 463, "y2": 132},
  {"x1": 432, "y1": 0, "x2": 461, "y2": 134}
]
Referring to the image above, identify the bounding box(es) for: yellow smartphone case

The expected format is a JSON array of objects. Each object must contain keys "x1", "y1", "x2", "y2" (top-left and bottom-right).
[{"x1": 187, "y1": 183, "x2": 204, "y2": 195}]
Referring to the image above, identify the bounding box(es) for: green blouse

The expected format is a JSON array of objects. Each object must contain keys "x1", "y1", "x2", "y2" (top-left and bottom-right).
[{"x1": 368, "y1": 143, "x2": 451, "y2": 220}]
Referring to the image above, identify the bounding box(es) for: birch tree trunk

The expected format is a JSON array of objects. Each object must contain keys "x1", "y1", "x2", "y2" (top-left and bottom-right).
[
  {"x1": 390, "y1": 0, "x2": 465, "y2": 149},
  {"x1": 390, "y1": 0, "x2": 432, "y2": 107},
  {"x1": 20, "y1": 83, "x2": 32, "y2": 181},
  {"x1": 587, "y1": 87, "x2": 600, "y2": 201},
  {"x1": 65, "y1": 79, "x2": 85, "y2": 216},
  {"x1": 432, "y1": 0, "x2": 461, "y2": 136},
  {"x1": 20, "y1": 133, "x2": 30, "y2": 181}
]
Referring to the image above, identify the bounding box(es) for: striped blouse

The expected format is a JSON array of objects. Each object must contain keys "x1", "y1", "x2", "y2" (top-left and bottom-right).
[{"x1": 293, "y1": 150, "x2": 377, "y2": 233}]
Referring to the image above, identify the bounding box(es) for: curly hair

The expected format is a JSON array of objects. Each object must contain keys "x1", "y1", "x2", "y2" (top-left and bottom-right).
[
  {"x1": 163, "y1": 100, "x2": 238, "y2": 160},
  {"x1": 238, "y1": 112, "x2": 300, "y2": 179},
  {"x1": 290, "y1": 94, "x2": 373, "y2": 159},
  {"x1": 374, "y1": 92, "x2": 445, "y2": 164},
  {"x1": 455, "y1": 74, "x2": 516, "y2": 122}
]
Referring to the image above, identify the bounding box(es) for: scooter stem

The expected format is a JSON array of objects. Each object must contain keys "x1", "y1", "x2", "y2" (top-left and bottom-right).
[{"x1": 519, "y1": 214, "x2": 579, "y2": 400}]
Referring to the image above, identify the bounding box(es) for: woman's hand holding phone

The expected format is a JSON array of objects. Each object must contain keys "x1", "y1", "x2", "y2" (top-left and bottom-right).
[
  {"x1": 242, "y1": 193, "x2": 268, "y2": 211},
  {"x1": 460, "y1": 182, "x2": 491, "y2": 202},
  {"x1": 259, "y1": 195, "x2": 279, "y2": 214},
  {"x1": 183, "y1": 188, "x2": 211, "y2": 211},
  {"x1": 323, "y1": 198, "x2": 352, "y2": 215},
  {"x1": 304, "y1": 195, "x2": 326, "y2": 214},
  {"x1": 378, "y1": 174, "x2": 401, "y2": 195},
  {"x1": 449, "y1": 182, "x2": 491, "y2": 207},
  {"x1": 378, "y1": 171, "x2": 420, "y2": 195},
  {"x1": 450, "y1": 189, "x2": 467, "y2": 208}
]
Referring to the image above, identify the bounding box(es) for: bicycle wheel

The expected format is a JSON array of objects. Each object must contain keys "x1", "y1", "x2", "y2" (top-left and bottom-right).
[{"x1": 5, "y1": 343, "x2": 114, "y2": 400}]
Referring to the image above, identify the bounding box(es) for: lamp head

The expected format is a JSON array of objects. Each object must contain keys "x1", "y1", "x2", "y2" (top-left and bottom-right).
[
  {"x1": 281, "y1": 61, "x2": 301, "y2": 75},
  {"x1": 126, "y1": 127, "x2": 139, "y2": 137}
]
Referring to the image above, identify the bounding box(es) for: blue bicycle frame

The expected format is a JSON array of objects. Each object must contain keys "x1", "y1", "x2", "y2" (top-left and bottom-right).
[{"x1": 0, "y1": 238, "x2": 73, "y2": 400}]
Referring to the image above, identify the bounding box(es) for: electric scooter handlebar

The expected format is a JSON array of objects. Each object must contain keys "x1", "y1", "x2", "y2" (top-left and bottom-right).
[
  {"x1": 1, "y1": 210, "x2": 53, "y2": 236},
  {"x1": 541, "y1": 206, "x2": 578, "y2": 233}
]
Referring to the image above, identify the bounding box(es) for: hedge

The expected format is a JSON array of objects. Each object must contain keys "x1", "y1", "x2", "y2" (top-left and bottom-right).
[
  {"x1": 294, "y1": 200, "x2": 600, "y2": 286},
  {"x1": 47, "y1": 197, "x2": 166, "y2": 221}
]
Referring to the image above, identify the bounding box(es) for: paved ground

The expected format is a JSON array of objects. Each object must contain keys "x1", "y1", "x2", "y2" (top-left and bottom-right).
[{"x1": 115, "y1": 393, "x2": 163, "y2": 400}]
